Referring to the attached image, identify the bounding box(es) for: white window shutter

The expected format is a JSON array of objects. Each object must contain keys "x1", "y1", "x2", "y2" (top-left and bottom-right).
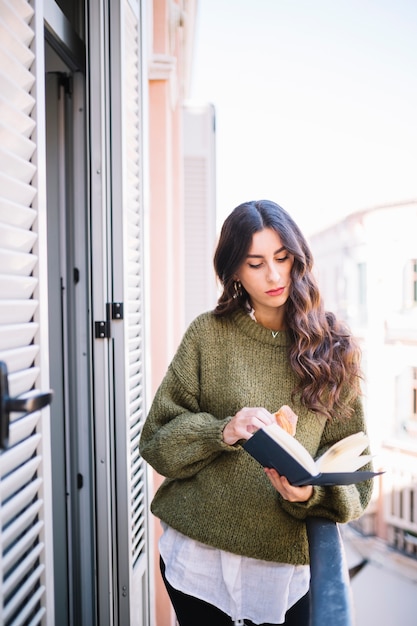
[
  {"x1": 124, "y1": 9, "x2": 147, "y2": 569},
  {"x1": 183, "y1": 103, "x2": 217, "y2": 325},
  {"x1": 0, "y1": 1, "x2": 53, "y2": 624}
]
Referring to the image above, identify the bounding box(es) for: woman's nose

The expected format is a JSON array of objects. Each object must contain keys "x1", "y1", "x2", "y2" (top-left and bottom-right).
[{"x1": 266, "y1": 264, "x2": 280, "y2": 282}]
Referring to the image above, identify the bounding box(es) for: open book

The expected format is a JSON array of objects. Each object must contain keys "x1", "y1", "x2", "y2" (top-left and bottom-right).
[{"x1": 243, "y1": 423, "x2": 380, "y2": 486}]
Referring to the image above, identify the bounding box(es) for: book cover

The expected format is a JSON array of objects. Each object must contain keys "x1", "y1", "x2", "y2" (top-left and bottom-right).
[{"x1": 243, "y1": 425, "x2": 381, "y2": 486}]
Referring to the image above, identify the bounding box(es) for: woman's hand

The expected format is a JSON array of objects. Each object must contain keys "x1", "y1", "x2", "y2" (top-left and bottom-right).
[
  {"x1": 264, "y1": 468, "x2": 313, "y2": 503},
  {"x1": 222, "y1": 407, "x2": 275, "y2": 445}
]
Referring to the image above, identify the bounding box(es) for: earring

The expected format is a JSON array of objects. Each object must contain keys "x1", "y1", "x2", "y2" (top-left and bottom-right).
[{"x1": 233, "y1": 280, "x2": 242, "y2": 299}]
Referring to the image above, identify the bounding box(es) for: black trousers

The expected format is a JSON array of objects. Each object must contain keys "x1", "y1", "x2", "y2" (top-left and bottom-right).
[{"x1": 160, "y1": 557, "x2": 310, "y2": 626}]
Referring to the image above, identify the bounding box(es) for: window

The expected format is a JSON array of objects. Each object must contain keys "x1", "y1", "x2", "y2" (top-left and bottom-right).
[
  {"x1": 404, "y1": 258, "x2": 417, "y2": 309},
  {"x1": 413, "y1": 259, "x2": 417, "y2": 305}
]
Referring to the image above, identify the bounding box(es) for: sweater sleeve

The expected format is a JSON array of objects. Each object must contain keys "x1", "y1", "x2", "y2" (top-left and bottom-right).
[
  {"x1": 280, "y1": 395, "x2": 374, "y2": 523},
  {"x1": 139, "y1": 323, "x2": 236, "y2": 479}
]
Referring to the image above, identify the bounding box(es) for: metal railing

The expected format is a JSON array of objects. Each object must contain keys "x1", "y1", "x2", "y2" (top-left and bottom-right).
[
  {"x1": 307, "y1": 517, "x2": 354, "y2": 626},
  {"x1": 288, "y1": 442, "x2": 417, "y2": 625}
]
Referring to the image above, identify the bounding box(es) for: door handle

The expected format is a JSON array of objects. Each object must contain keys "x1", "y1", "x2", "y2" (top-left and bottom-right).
[{"x1": 0, "y1": 361, "x2": 53, "y2": 450}]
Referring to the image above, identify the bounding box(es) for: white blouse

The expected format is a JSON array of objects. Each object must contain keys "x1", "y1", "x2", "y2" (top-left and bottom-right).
[{"x1": 159, "y1": 523, "x2": 310, "y2": 625}]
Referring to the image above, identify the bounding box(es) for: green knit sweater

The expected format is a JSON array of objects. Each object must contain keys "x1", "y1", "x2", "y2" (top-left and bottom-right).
[{"x1": 139, "y1": 309, "x2": 373, "y2": 565}]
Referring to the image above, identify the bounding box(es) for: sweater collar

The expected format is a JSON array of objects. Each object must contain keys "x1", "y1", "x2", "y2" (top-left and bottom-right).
[{"x1": 231, "y1": 309, "x2": 291, "y2": 347}]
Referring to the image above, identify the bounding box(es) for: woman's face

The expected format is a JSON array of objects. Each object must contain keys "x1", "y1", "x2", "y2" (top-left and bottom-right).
[{"x1": 236, "y1": 228, "x2": 294, "y2": 322}]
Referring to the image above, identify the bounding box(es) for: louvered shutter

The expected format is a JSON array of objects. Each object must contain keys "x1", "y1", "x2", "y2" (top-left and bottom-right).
[
  {"x1": 0, "y1": 1, "x2": 53, "y2": 625},
  {"x1": 183, "y1": 103, "x2": 217, "y2": 326},
  {"x1": 109, "y1": 1, "x2": 149, "y2": 624}
]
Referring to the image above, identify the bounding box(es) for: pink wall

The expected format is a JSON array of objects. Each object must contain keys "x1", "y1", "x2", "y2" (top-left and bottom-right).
[{"x1": 148, "y1": 1, "x2": 196, "y2": 623}]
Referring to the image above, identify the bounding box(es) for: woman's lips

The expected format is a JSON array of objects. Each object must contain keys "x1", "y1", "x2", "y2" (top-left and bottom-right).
[{"x1": 266, "y1": 287, "x2": 285, "y2": 296}]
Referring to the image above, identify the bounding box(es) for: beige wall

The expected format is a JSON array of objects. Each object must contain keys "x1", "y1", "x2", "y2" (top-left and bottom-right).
[{"x1": 148, "y1": 1, "x2": 198, "y2": 623}]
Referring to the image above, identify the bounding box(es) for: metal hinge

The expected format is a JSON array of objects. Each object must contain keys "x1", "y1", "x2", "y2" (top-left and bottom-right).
[
  {"x1": 94, "y1": 302, "x2": 123, "y2": 339},
  {"x1": 95, "y1": 320, "x2": 110, "y2": 339},
  {"x1": 110, "y1": 302, "x2": 123, "y2": 320}
]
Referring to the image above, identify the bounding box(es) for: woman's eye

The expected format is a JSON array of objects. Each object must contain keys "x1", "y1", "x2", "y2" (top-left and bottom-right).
[
  {"x1": 248, "y1": 263, "x2": 262, "y2": 269},
  {"x1": 276, "y1": 255, "x2": 289, "y2": 263}
]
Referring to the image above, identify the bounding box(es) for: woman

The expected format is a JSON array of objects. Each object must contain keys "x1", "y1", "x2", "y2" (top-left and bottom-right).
[{"x1": 139, "y1": 200, "x2": 373, "y2": 625}]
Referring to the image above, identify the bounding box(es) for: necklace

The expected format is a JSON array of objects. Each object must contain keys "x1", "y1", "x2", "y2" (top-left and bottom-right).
[{"x1": 248, "y1": 307, "x2": 281, "y2": 337}]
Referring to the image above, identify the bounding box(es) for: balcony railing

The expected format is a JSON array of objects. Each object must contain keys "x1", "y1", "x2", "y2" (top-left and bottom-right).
[
  {"x1": 287, "y1": 440, "x2": 417, "y2": 626},
  {"x1": 306, "y1": 517, "x2": 354, "y2": 626}
]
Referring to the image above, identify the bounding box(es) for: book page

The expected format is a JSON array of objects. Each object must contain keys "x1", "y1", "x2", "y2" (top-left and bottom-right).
[
  {"x1": 316, "y1": 431, "x2": 370, "y2": 473},
  {"x1": 263, "y1": 423, "x2": 318, "y2": 476}
]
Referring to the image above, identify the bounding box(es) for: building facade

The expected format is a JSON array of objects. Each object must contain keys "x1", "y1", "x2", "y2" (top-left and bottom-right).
[
  {"x1": 309, "y1": 201, "x2": 417, "y2": 446},
  {"x1": 309, "y1": 201, "x2": 417, "y2": 625}
]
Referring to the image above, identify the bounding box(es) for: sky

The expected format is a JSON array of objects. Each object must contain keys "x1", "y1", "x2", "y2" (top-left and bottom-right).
[{"x1": 189, "y1": 0, "x2": 417, "y2": 235}]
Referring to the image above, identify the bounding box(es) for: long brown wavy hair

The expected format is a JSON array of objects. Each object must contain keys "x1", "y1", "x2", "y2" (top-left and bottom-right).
[{"x1": 213, "y1": 200, "x2": 362, "y2": 420}]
